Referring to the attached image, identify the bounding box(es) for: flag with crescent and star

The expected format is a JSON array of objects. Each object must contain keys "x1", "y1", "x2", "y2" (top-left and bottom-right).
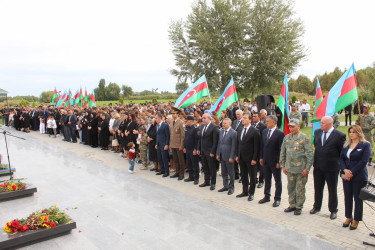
[
  {"x1": 209, "y1": 77, "x2": 238, "y2": 118},
  {"x1": 174, "y1": 75, "x2": 210, "y2": 109}
]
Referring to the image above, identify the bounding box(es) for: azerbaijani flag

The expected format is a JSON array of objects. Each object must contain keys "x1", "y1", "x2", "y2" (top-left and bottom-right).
[
  {"x1": 209, "y1": 78, "x2": 238, "y2": 118},
  {"x1": 174, "y1": 75, "x2": 210, "y2": 109},
  {"x1": 277, "y1": 74, "x2": 290, "y2": 135},
  {"x1": 51, "y1": 88, "x2": 58, "y2": 105},
  {"x1": 73, "y1": 89, "x2": 80, "y2": 105},
  {"x1": 312, "y1": 63, "x2": 358, "y2": 122},
  {"x1": 312, "y1": 78, "x2": 324, "y2": 141},
  {"x1": 89, "y1": 90, "x2": 96, "y2": 108},
  {"x1": 79, "y1": 87, "x2": 83, "y2": 107},
  {"x1": 84, "y1": 87, "x2": 88, "y2": 108},
  {"x1": 56, "y1": 90, "x2": 67, "y2": 107}
]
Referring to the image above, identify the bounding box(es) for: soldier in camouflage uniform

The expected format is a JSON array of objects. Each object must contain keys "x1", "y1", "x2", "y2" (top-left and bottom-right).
[
  {"x1": 138, "y1": 126, "x2": 149, "y2": 170},
  {"x1": 280, "y1": 118, "x2": 313, "y2": 215},
  {"x1": 355, "y1": 103, "x2": 375, "y2": 166},
  {"x1": 289, "y1": 104, "x2": 302, "y2": 122},
  {"x1": 332, "y1": 113, "x2": 340, "y2": 129}
]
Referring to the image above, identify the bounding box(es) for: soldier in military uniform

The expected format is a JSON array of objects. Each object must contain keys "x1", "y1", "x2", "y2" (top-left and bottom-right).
[
  {"x1": 184, "y1": 116, "x2": 201, "y2": 185},
  {"x1": 355, "y1": 103, "x2": 375, "y2": 166},
  {"x1": 332, "y1": 113, "x2": 340, "y2": 129},
  {"x1": 280, "y1": 118, "x2": 313, "y2": 215},
  {"x1": 289, "y1": 104, "x2": 302, "y2": 122},
  {"x1": 138, "y1": 126, "x2": 149, "y2": 170},
  {"x1": 170, "y1": 107, "x2": 186, "y2": 180}
]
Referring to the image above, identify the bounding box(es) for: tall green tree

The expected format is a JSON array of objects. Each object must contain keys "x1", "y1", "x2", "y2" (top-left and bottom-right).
[
  {"x1": 94, "y1": 78, "x2": 107, "y2": 101},
  {"x1": 121, "y1": 84, "x2": 134, "y2": 98},
  {"x1": 39, "y1": 91, "x2": 53, "y2": 103},
  {"x1": 106, "y1": 83, "x2": 121, "y2": 100},
  {"x1": 175, "y1": 82, "x2": 189, "y2": 94},
  {"x1": 169, "y1": 0, "x2": 306, "y2": 98}
]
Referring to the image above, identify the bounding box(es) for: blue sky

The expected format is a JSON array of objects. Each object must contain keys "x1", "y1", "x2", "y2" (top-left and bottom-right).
[{"x1": 1, "y1": 0, "x2": 374, "y2": 97}]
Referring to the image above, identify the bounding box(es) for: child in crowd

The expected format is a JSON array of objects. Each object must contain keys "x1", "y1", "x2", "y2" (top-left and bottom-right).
[
  {"x1": 39, "y1": 116, "x2": 45, "y2": 134},
  {"x1": 138, "y1": 126, "x2": 148, "y2": 170},
  {"x1": 127, "y1": 142, "x2": 139, "y2": 174},
  {"x1": 47, "y1": 116, "x2": 57, "y2": 138}
]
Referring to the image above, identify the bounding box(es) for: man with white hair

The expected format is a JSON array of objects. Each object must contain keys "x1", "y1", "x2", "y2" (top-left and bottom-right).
[
  {"x1": 260, "y1": 109, "x2": 267, "y2": 124},
  {"x1": 310, "y1": 116, "x2": 346, "y2": 220}
]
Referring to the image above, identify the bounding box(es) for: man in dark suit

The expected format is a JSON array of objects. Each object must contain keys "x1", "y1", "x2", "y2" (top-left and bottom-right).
[
  {"x1": 344, "y1": 104, "x2": 352, "y2": 126},
  {"x1": 197, "y1": 113, "x2": 219, "y2": 190},
  {"x1": 311, "y1": 116, "x2": 346, "y2": 219},
  {"x1": 236, "y1": 113, "x2": 260, "y2": 201},
  {"x1": 259, "y1": 115, "x2": 285, "y2": 207},
  {"x1": 253, "y1": 112, "x2": 267, "y2": 188},
  {"x1": 231, "y1": 109, "x2": 244, "y2": 179},
  {"x1": 31, "y1": 107, "x2": 40, "y2": 131},
  {"x1": 155, "y1": 113, "x2": 170, "y2": 177},
  {"x1": 68, "y1": 109, "x2": 78, "y2": 143},
  {"x1": 216, "y1": 118, "x2": 237, "y2": 195}
]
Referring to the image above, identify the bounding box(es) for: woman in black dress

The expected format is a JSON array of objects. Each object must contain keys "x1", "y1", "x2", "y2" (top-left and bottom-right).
[
  {"x1": 147, "y1": 117, "x2": 158, "y2": 171},
  {"x1": 118, "y1": 113, "x2": 129, "y2": 156},
  {"x1": 99, "y1": 113, "x2": 110, "y2": 150},
  {"x1": 124, "y1": 112, "x2": 138, "y2": 153},
  {"x1": 89, "y1": 112, "x2": 99, "y2": 148}
]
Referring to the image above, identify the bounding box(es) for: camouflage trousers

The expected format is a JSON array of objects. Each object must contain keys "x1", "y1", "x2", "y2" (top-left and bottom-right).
[
  {"x1": 140, "y1": 149, "x2": 148, "y2": 167},
  {"x1": 287, "y1": 173, "x2": 308, "y2": 209},
  {"x1": 364, "y1": 132, "x2": 373, "y2": 159}
]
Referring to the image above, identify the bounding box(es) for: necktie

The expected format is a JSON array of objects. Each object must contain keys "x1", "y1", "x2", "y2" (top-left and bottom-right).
[
  {"x1": 267, "y1": 129, "x2": 271, "y2": 143},
  {"x1": 202, "y1": 125, "x2": 207, "y2": 136},
  {"x1": 241, "y1": 128, "x2": 247, "y2": 141},
  {"x1": 223, "y1": 130, "x2": 227, "y2": 138},
  {"x1": 173, "y1": 120, "x2": 175, "y2": 126},
  {"x1": 236, "y1": 120, "x2": 240, "y2": 130},
  {"x1": 323, "y1": 131, "x2": 327, "y2": 145},
  {"x1": 157, "y1": 124, "x2": 160, "y2": 132}
]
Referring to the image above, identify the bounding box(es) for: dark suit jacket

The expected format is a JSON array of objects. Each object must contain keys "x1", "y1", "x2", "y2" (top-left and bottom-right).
[
  {"x1": 253, "y1": 121, "x2": 267, "y2": 136},
  {"x1": 231, "y1": 119, "x2": 243, "y2": 132},
  {"x1": 156, "y1": 122, "x2": 170, "y2": 147},
  {"x1": 313, "y1": 128, "x2": 346, "y2": 172},
  {"x1": 237, "y1": 126, "x2": 260, "y2": 162},
  {"x1": 260, "y1": 128, "x2": 285, "y2": 168},
  {"x1": 198, "y1": 122, "x2": 219, "y2": 156},
  {"x1": 340, "y1": 142, "x2": 370, "y2": 182}
]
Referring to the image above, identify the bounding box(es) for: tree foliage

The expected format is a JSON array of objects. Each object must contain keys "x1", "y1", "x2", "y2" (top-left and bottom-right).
[
  {"x1": 169, "y1": 0, "x2": 306, "y2": 98},
  {"x1": 121, "y1": 84, "x2": 134, "y2": 98},
  {"x1": 94, "y1": 79, "x2": 121, "y2": 101},
  {"x1": 39, "y1": 91, "x2": 54, "y2": 103},
  {"x1": 175, "y1": 82, "x2": 189, "y2": 94}
]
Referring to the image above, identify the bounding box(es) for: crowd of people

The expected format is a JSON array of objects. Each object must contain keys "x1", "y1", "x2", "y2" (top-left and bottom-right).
[{"x1": 1, "y1": 98, "x2": 374, "y2": 230}]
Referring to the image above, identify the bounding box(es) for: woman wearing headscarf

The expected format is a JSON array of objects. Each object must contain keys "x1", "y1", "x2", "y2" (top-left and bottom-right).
[
  {"x1": 89, "y1": 112, "x2": 99, "y2": 148},
  {"x1": 99, "y1": 113, "x2": 110, "y2": 150},
  {"x1": 124, "y1": 111, "x2": 138, "y2": 154},
  {"x1": 111, "y1": 113, "x2": 122, "y2": 152},
  {"x1": 119, "y1": 113, "x2": 129, "y2": 157},
  {"x1": 147, "y1": 117, "x2": 159, "y2": 171}
]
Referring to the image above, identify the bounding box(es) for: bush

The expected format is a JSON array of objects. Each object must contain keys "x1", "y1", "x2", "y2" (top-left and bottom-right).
[
  {"x1": 19, "y1": 99, "x2": 29, "y2": 107},
  {"x1": 119, "y1": 98, "x2": 124, "y2": 104},
  {"x1": 152, "y1": 98, "x2": 158, "y2": 103},
  {"x1": 292, "y1": 96, "x2": 297, "y2": 103}
]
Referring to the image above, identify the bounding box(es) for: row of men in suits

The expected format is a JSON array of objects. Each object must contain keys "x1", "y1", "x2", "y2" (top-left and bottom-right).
[{"x1": 154, "y1": 109, "x2": 347, "y2": 219}]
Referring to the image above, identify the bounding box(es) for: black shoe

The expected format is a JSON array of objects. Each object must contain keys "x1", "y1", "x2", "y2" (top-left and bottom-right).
[
  {"x1": 239, "y1": 178, "x2": 242, "y2": 183},
  {"x1": 235, "y1": 176, "x2": 239, "y2": 180},
  {"x1": 343, "y1": 219, "x2": 353, "y2": 228},
  {"x1": 236, "y1": 192, "x2": 248, "y2": 198},
  {"x1": 170, "y1": 174, "x2": 179, "y2": 178},
  {"x1": 294, "y1": 209, "x2": 302, "y2": 215},
  {"x1": 218, "y1": 187, "x2": 228, "y2": 192},
  {"x1": 309, "y1": 208, "x2": 320, "y2": 214},
  {"x1": 284, "y1": 207, "x2": 296, "y2": 213},
  {"x1": 178, "y1": 176, "x2": 184, "y2": 181},
  {"x1": 273, "y1": 200, "x2": 280, "y2": 207},
  {"x1": 330, "y1": 212, "x2": 337, "y2": 220},
  {"x1": 228, "y1": 190, "x2": 234, "y2": 195},
  {"x1": 257, "y1": 182, "x2": 264, "y2": 188},
  {"x1": 194, "y1": 180, "x2": 199, "y2": 185},
  {"x1": 199, "y1": 182, "x2": 210, "y2": 187},
  {"x1": 156, "y1": 172, "x2": 163, "y2": 175},
  {"x1": 258, "y1": 197, "x2": 270, "y2": 204},
  {"x1": 150, "y1": 168, "x2": 156, "y2": 171},
  {"x1": 210, "y1": 184, "x2": 215, "y2": 190},
  {"x1": 248, "y1": 194, "x2": 254, "y2": 201},
  {"x1": 184, "y1": 178, "x2": 194, "y2": 182},
  {"x1": 162, "y1": 173, "x2": 169, "y2": 177}
]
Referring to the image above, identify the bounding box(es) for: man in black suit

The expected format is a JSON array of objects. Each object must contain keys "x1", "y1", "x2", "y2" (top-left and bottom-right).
[
  {"x1": 155, "y1": 113, "x2": 171, "y2": 177},
  {"x1": 253, "y1": 112, "x2": 267, "y2": 188},
  {"x1": 231, "y1": 109, "x2": 244, "y2": 179},
  {"x1": 344, "y1": 104, "x2": 352, "y2": 126},
  {"x1": 310, "y1": 116, "x2": 346, "y2": 219},
  {"x1": 236, "y1": 113, "x2": 260, "y2": 201},
  {"x1": 259, "y1": 115, "x2": 285, "y2": 207},
  {"x1": 197, "y1": 113, "x2": 219, "y2": 190},
  {"x1": 68, "y1": 109, "x2": 78, "y2": 143}
]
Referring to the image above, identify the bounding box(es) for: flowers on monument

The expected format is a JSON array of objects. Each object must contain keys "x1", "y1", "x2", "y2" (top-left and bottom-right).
[
  {"x1": 3, "y1": 205, "x2": 71, "y2": 234},
  {"x1": 0, "y1": 179, "x2": 26, "y2": 193}
]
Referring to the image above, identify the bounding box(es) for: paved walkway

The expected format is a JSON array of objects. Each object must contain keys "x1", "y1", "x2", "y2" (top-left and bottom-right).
[{"x1": 0, "y1": 128, "x2": 374, "y2": 249}]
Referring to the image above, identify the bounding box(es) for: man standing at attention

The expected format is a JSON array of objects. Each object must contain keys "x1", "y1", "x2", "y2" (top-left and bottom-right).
[
  {"x1": 197, "y1": 113, "x2": 219, "y2": 190},
  {"x1": 355, "y1": 103, "x2": 375, "y2": 166},
  {"x1": 169, "y1": 108, "x2": 186, "y2": 180},
  {"x1": 310, "y1": 116, "x2": 345, "y2": 219},
  {"x1": 280, "y1": 118, "x2": 313, "y2": 215}
]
